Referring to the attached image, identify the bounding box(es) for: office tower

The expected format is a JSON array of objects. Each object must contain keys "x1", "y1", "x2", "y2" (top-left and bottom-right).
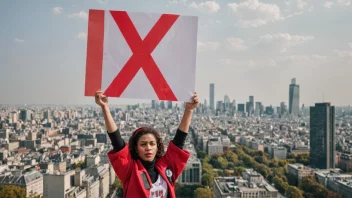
[
  {"x1": 280, "y1": 102, "x2": 287, "y2": 115},
  {"x1": 238, "y1": 104, "x2": 245, "y2": 112},
  {"x1": 289, "y1": 78, "x2": 300, "y2": 115},
  {"x1": 167, "y1": 101, "x2": 172, "y2": 109},
  {"x1": 310, "y1": 103, "x2": 335, "y2": 169},
  {"x1": 210, "y1": 83, "x2": 215, "y2": 111},
  {"x1": 231, "y1": 100, "x2": 236, "y2": 111},
  {"x1": 160, "y1": 101, "x2": 165, "y2": 109},
  {"x1": 249, "y1": 96, "x2": 254, "y2": 115},
  {"x1": 224, "y1": 95, "x2": 230, "y2": 111},
  {"x1": 255, "y1": 102, "x2": 262, "y2": 116},
  {"x1": 151, "y1": 100, "x2": 157, "y2": 109}
]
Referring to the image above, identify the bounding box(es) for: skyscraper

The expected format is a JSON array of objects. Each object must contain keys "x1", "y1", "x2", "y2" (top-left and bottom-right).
[
  {"x1": 310, "y1": 103, "x2": 335, "y2": 169},
  {"x1": 289, "y1": 78, "x2": 300, "y2": 115},
  {"x1": 209, "y1": 83, "x2": 215, "y2": 111},
  {"x1": 167, "y1": 101, "x2": 172, "y2": 109},
  {"x1": 151, "y1": 100, "x2": 157, "y2": 109},
  {"x1": 246, "y1": 96, "x2": 254, "y2": 116},
  {"x1": 224, "y1": 95, "x2": 230, "y2": 111}
]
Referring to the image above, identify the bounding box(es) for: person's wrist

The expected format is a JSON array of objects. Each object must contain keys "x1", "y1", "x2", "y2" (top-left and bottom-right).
[
  {"x1": 184, "y1": 108, "x2": 194, "y2": 113},
  {"x1": 101, "y1": 104, "x2": 109, "y2": 111}
]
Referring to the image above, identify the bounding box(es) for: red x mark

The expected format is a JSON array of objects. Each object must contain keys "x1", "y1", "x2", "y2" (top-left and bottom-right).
[{"x1": 104, "y1": 11, "x2": 179, "y2": 100}]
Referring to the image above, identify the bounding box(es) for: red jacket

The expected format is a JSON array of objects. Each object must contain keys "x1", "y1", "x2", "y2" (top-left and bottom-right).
[{"x1": 108, "y1": 141, "x2": 190, "y2": 198}]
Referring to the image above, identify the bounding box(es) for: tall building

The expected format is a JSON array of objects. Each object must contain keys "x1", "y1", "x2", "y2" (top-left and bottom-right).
[
  {"x1": 224, "y1": 95, "x2": 230, "y2": 111},
  {"x1": 280, "y1": 102, "x2": 287, "y2": 115},
  {"x1": 20, "y1": 109, "x2": 31, "y2": 121},
  {"x1": 167, "y1": 101, "x2": 172, "y2": 109},
  {"x1": 151, "y1": 100, "x2": 157, "y2": 109},
  {"x1": 289, "y1": 78, "x2": 300, "y2": 115},
  {"x1": 310, "y1": 103, "x2": 336, "y2": 169},
  {"x1": 160, "y1": 101, "x2": 165, "y2": 109},
  {"x1": 209, "y1": 83, "x2": 215, "y2": 111},
  {"x1": 247, "y1": 96, "x2": 254, "y2": 115},
  {"x1": 237, "y1": 104, "x2": 245, "y2": 112},
  {"x1": 255, "y1": 102, "x2": 262, "y2": 116}
]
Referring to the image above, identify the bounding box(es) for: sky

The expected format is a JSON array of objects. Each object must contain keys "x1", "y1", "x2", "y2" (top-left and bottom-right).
[{"x1": 0, "y1": 0, "x2": 351, "y2": 107}]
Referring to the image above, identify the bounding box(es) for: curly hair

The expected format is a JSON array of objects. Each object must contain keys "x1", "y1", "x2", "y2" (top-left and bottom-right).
[{"x1": 128, "y1": 127, "x2": 165, "y2": 160}]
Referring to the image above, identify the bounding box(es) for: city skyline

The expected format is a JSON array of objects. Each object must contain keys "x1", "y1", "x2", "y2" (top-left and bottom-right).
[{"x1": 1, "y1": 0, "x2": 352, "y2": 106}]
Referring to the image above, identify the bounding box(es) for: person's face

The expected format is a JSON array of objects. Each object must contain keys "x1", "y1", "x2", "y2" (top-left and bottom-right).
[{"x1": 136, "y1": 133, "x2": 158, "y2": 162}]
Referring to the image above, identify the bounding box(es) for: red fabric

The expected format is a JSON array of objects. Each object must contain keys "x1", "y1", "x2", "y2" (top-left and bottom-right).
[{"x1": 108, "y1": 141, "x2": 190, "y2": 198}]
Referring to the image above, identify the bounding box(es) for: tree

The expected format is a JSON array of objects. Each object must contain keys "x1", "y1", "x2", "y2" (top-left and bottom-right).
[
  {"x1": 299, "y1": 176, "x2": 327, "y2": 198},
  {"x1": 278, "y1": 160, "x2": 287, "y2": 167},
  {"x1": 0, "y1": 185, "x2": 26, "y2": 198},
  {"x1": 112, "y1": 178, "x2": 123, "y2": 197},
  {"x1": 269, "y1": 158, "x2": 279, "y2": 168},
  {"x1": 28, "y1": 192, "x2": 40, "y2": 198},
  {"x1": 286, "y1": 186, "x2": 303, "y2": 198},
  {"x1": 201, "y1": 173, "x2": 214, "y2": 187},
  {"x1": 197, "y1": 150, "x2": 207, "y2": 159},
  {"x1": 215, "y1": 157, "x2": 229, "y2": 169},
  {"x1": 273, "y1": 176, "x2": 289, "y2": 194},
  {"x1": 176, "y1": 184, "x2": 202, "y2": 198},
  {"x1": 194, "y1": 187, "x2": 214, "y2": 198},
  {"x1": 233, "y1": 166, "x2": 246, "y2": 176}
]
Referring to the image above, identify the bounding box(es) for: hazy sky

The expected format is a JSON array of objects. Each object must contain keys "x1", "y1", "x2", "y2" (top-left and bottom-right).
[{"x1": 1, "y1": 0, "x2": 351, "y2": 106}]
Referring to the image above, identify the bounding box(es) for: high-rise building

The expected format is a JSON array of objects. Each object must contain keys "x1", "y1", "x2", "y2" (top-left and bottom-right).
[
  {"x1": 20, "y1": 109, "x2": 31, "y2": 121},
  {"x1": 289, "y1": 78, "x2": 300, "y2": 115},
  {"x1": 248, "y1": 96, "x2": 254, "y2": 115},
  {"x1": 238, "y1": 104, "x2": 245, "y2": 112},
  {"x1": 209, "y1": 83, "x2": 215, "y2": 111},
  {"x1": 310, "y1": 103, "x2": 335, "y2": 169},
  {"x1": 160, "y1": 101, "x2": 165, "y2": 109},
  {"x1": 255, "y1": 102, "x2": 262, "y2": 116},
  {"x1": 280, "y1": 102, "x2": 287, "y2": 115},
  {"x1": 167, "y1": 101, "x2": 172, "y2": 109},
  {"x1": 151, "y1": 100, "x2": 157, "y2": 109},
  {"x1": 224, "y1": 95, "x2": 230, "y2": 111}
]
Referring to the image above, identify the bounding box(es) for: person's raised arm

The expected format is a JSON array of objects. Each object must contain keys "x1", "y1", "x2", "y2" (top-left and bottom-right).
[
  {"x1": 95, "y1": 90, "x2": 124, "y2": 151},
  {"x1": 172, "y1": 93, "x2": 199, "y2": 149},
  {"x1": 178, "y1": 92, "x2": 199, "y2": 133}
]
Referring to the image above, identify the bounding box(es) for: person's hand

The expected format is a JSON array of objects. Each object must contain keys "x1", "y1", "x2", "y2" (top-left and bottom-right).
[
  {"x1": 185, "y1": 92, "x2": 199, "y2": 112},
  {"x1": 95, "y1": 90, "x2": 108, "y2": 108}
]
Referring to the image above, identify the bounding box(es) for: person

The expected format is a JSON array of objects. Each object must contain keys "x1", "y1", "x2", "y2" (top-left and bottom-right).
[{"x1": 95, "y1": 90, "x2": 199, "y2": 198}]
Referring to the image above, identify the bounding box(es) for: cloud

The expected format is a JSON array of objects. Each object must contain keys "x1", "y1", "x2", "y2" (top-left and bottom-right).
[
  {"x1": 296, "y1": 0, "x2": 308, "y2": 9},
  {"x1": 225, "y1": 38, "x2": 247, "y2": 51},
  {"x1": 324, "y1": 0, "x2": 351, "y2": 8},
  {"x1": 286, "y1": 11, "x2": 304, "y2": 18},
  {"x1": 258, "y1": 33, "x2": 314, "y2": 52},
  {"x1": 336, "y1": 0, "x2": 351, "y2": 6},
  {"x1": 281, "y1": 54, "x2": 327, "y2": 61},
  {"x1": 14, "y1": 38, "x2": 24, "y2": 43},
  {"x1": 189, "y1": 1, "x2": 220, "y2": 13},
  {"x1": 53, "y1": 7, "x2": 63, "y2": 14},
  {"x1": 169, "y1": 0, "x2": 188, "y2": 5},
  {"x1": 284, "y1": 0, "x2": 313, "y2": 18},
  {"x1": 334, "y1": 49, "x2": 352, "y2": 57},
  {"x1": 97, "y1": 0, "x2": 109, "y2": 4},
  {"x1": 69, "y1": 11, "x2": 88, "y2": 20},
  {"x1": 197, "y1": 41, "x2": 221, "y2": 52},
  {"x1": 227, "y1": 0, "x2": 283, "y2": 28},
  {"x1": 77, "y1": 32, "x2": 87, "y2": 40},
  {"x1": 324, "y1": 1, "x2": 334, "y2": 8},
  {"x1": 349, "y1": 43, "x2": 352, "y2": 49}
]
